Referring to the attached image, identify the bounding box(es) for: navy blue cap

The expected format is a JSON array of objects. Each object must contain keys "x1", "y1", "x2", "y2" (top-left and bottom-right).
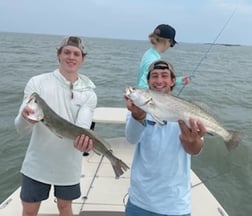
[{"x1": 153, "y1": 24, "x2": 177, "y2": 46}]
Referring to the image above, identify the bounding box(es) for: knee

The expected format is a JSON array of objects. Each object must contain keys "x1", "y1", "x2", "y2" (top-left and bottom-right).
[
  {"x1": 57, "y1": 199, "x2": 72, "y2": 215},
  {"x1": 22, "y1": 201, "x2": 41, "y2": 216}
]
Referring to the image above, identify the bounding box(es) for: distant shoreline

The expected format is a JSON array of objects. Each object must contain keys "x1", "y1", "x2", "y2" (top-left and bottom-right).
[{"x1": 204, "y1": 43, "x2": 241, "y2": 47}]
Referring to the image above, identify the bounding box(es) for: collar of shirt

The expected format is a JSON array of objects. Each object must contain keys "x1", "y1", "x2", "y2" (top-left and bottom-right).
[{"x1": 53, "y1": 69, "x2": 96, "y2": 91}]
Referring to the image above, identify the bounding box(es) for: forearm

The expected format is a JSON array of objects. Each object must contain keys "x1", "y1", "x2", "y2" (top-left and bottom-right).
[{"x1": 125, "y1": 113, "x2": 145, "y2": 144}]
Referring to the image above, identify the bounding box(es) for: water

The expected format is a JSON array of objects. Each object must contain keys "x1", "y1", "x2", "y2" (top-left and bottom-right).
[{"x1": 0, "y1": 32, "x2": 251, "y2": 215}]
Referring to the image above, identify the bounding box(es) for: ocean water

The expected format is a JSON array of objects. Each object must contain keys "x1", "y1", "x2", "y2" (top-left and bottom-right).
[{"x1": 0, "y1": 32, "x2": 251, "y2": 216}]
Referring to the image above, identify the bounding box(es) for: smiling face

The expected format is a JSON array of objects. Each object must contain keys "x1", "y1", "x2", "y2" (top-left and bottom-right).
[
  {"x1": 147, "y1": 61, "x2": 176, "y2": 94},
  {"x1": 57, "y1": 45, "x2": 84, "y2": 77}
]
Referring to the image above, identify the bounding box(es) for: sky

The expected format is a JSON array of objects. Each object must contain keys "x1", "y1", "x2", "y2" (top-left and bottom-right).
[{"x1": 0, "y1": 0, "x2": 252, "y2": 45}]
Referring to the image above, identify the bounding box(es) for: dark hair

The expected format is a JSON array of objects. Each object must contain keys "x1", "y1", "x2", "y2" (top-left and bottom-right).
[{"x1": 57, "y1": 47, "x2": 87, "y2": 58}]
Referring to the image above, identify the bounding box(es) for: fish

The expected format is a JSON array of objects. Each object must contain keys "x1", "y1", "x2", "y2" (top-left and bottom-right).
[
  {"x1": 26, "y1": 92, "x2": 129, "y2": 178},
  {"x1": 125, "y1": 86, "x2": 241, "y2": 151}
]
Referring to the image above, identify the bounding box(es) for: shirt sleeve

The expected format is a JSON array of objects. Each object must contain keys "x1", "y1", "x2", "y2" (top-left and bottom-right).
[
  {"x1": 14, "y1": 78, "x2": 36, "y2": 134},
  {"x1": 125, "y1": 112, "x2": 145, "y2": 144},
  {"x1": 137, "y1": 58, "x2": 156, "y2": 88},
  {"x1": 14, "y1": 111, "x2": 34, "y2": 134},
  {"x1": 175, "y1": 76, "x2": 183, "y2": 85},
  {"x1": 75, "y1": 91, "x2": 97, "y2": 129}
]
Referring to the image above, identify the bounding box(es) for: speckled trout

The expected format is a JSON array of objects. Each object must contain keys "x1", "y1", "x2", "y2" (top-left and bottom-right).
[
  {"x1": 26, "y1": 92, "x2": 129, "y2": 178},
  {"x1": 125, "y1": 86, "x2": 241, "y2": 151}
]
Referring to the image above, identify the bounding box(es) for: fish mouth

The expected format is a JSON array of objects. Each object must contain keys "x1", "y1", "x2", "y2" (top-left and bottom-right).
[
  {"x1": 26, "y1": 94, "x2": 44, "y2": 121},
  {"x1": 27, "y1": 94, "x2": 35, "y2": 103},
  {"x1": 125, "y1": 86, "x2": 135, "y2": 97},
  {"x1": 27, "y1": 92, "x2": 39, "y2": 104}
]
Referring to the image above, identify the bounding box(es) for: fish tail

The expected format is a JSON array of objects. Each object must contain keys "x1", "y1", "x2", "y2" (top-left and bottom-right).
[
  {"x1": 112, "y1": 159, "x2": 130, "y2": 179},
  {"x1": 225, "y1": 131, "x2": 241, "y2": 151}
]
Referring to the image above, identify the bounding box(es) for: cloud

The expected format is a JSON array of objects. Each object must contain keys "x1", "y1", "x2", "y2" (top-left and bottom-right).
[{"x1": 0, "y1": 0, "x2": 251, "y2": 45}]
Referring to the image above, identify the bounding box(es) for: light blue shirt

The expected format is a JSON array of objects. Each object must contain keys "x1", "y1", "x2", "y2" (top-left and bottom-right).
[
  {"x1": 137, "y1": 48, "x2": 183, "y2": 89},
  {"x1": 125, "y1": 113, "x2": 191, "y2": 215},
  {"x1": 137, "y1": 48, "x2": 160, "y2": 88}
]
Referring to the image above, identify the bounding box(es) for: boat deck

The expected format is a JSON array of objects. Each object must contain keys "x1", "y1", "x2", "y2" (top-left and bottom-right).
[{"x1": 0, "y1": 137, "x2": 229, "y2": 216}]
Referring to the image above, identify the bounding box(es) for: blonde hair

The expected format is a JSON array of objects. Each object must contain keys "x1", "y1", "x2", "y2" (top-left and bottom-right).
[{"x1": 149, "y1": 33, "x2": 169, "y2": 46}]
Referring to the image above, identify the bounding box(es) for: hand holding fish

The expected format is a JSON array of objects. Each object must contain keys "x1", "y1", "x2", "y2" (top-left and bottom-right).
[
  {"x1": 178, "y1": 118, "x2": 206, "y2": 155},
  {"x1": 124, "y1": 95, "x2": 146, "y2": 122},
  {"x1": 74, "y1": 134, "x2": 93, "y2": 152},
  {"x1": 25, "y1": 98, "x2": 94, "y2": 153},
  {"x1": 22, "y1": 105, "x2": 40, "y2": 124},
  {"x1": 125, "y1": 87, "x2": 241, "y2": 151},
  {"x1": 25, "y1": 92, "x2": 129, "y2": 178}
]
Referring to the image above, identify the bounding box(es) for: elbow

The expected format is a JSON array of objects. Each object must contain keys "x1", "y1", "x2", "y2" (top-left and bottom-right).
[{"x1": 126, "y1": 138, "x2": 137, "y2": 145}]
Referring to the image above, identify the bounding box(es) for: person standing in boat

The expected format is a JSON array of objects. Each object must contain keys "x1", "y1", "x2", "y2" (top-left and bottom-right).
[
  {"x1": 125, "y1": 60, "x2": 206, "y2": 216},
  {"x1": 137, "y1": 24, "x2": 191, "y2": 89},
  {"x1": 15, "y1": 36, "x2": 96, "y2": 216}
]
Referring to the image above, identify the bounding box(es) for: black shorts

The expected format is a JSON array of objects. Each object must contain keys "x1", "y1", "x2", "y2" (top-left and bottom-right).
[{"x1": 20, "y1": 174, "x2": 81, "y2": 202}]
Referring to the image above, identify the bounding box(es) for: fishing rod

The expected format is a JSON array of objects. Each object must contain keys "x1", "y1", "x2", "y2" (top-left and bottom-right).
[{"x1": 176, "y1": 6, "x2": 237, "y2": 97}]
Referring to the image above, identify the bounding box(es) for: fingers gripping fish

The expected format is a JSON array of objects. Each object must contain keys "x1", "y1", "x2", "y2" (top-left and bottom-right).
[{"x1": 26, "y1": 92, "x2": 129, "y2": 178}]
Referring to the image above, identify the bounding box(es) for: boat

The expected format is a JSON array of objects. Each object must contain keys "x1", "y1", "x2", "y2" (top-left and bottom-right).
[{"x1": 0, "y1": 107, "x2": 229, "y2": 216}]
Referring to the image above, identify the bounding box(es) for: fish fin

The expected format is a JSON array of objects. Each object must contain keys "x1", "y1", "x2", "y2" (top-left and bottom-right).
[
  {"x1": 93, "y1": 148, "x2": 102, "y2": 156},
  {"x1": 207, "y1": 132, "x2": 214, "y2": 136},
  {"x1": 42, "y1": 122, "x2": 64, "y2": 139},
  {"x1": 146, "y1": 98, "x2": 166, "y2": 125},
  {"x1": 52, "y1": 130, "x2": 64, "y2": 139},
  {"x1": 148, "y1": 98, "x2": 155, "y2": 105},
  {"x1": 112, "y1": 158, "x2": 130, "y2": 179},
  {"x1": 190, "y1": 101, "x2": 210, "y2": 110},
  {"x1": 191, "y1": 100, "x2": 221, "y2": 120},
  {"x1": 225, "y1": 131, "x2": 242, "y2": 151},
  {"x1": 93, "y1": 146, "x2": 113, "y2": 156},
  {"x1": 152, "y1": 114, "x2": 166, "y2": 125}
]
